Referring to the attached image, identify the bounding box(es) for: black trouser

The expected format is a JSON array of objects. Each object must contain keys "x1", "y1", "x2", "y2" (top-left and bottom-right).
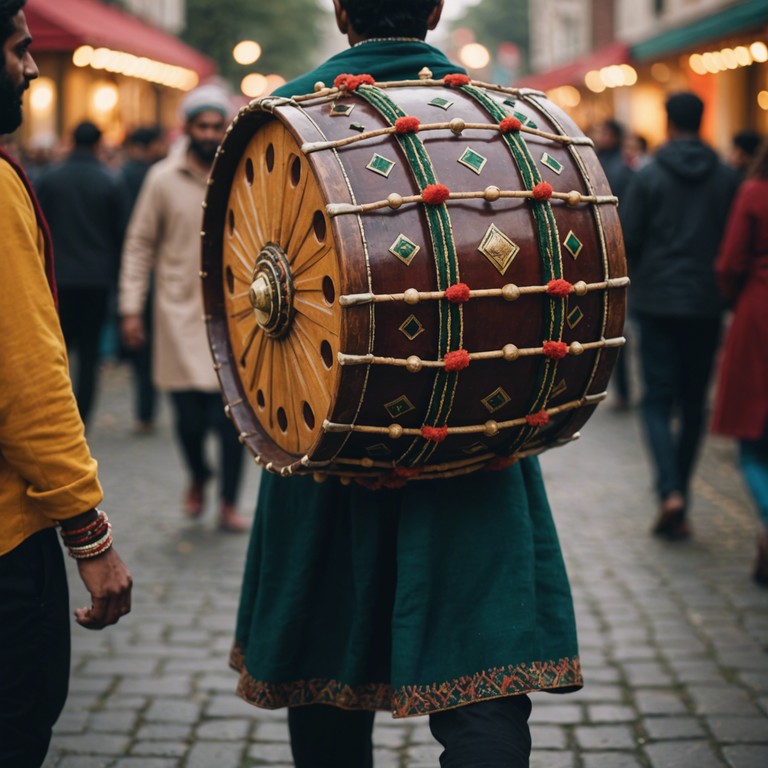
[
  {"x1": 288, "y1": 696, "x2": 532, "y2": 768},
  {"x1": 637, "y1": 313, "x2": 722, "y2": 500},
  {"x1": 58, "y1": 285, "x2": 110, "y2": 427},
  {"x1": 169, "y1": 390, "x2": 245, "y2": 504},
  {"x1": 0, "y1": 529, "x2": 70, "y2": 768},
  {"x1": 125, "y1": 286, "x2": 157, "y2": 424}
]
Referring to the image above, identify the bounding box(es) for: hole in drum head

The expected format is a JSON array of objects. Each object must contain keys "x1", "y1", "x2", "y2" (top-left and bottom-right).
[
  {"x1": 302, "y1": 402, "x2": 315, "y2": 430},
  {"x1": 290, "y1": 156, "x2": 301, "y2": 186},
  {"x1": 320, "y1": 340, "x2": 333, "y2": 370},
  {"x1": 322, "y1": 276, "x2": 335, "y2": 305},
  {"x1": 265, "y1": 144, "x2": 275, "y2": 172},
  {"x1": 257, "y1": 389, "x2": 265, "y2": 408},
  {"x1": 228, "y1": 209, "x2": 235, "y2": 235},
  {"x1": 245, "y1": 158, "x2": 254, "y2": 185},
  {"x1": 225, "y1": 266, "x2": 235, "y2": 294},
  {"x1": 277, "y1": 407, "x2": 288, "y2": 432},
  {"x1": 312, "y1": 210, "x2": 327, "y2": 242}
]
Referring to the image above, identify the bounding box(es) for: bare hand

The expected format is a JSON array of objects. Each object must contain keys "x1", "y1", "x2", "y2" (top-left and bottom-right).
[
  {"x1": 74, "y1": 548, "x2": 133, "y2": 629},
  {"x1": 121, "y1": 314, "x2": 145, "y2": 350}
]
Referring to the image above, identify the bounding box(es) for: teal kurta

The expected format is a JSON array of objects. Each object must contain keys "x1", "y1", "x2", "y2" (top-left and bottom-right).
[{"x1": 231, "y1": 40, "x2": 582, "y2": 718}]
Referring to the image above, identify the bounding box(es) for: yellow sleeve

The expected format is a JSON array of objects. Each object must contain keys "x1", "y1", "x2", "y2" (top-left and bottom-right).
[{"x1": 0, "y1": 161, "x2": 103, "y2": 520}]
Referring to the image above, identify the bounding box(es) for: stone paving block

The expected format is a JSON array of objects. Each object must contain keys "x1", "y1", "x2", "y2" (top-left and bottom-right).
[
  {"x1": 247, "y1": 742, "x2": 295, "y2": 763},
  {"x1": 57, "y1": 758, "x2": 112, "y2": 768},
  {"x1": 100, "y1": 695, "x2": 148, "y2": 712},
  {"x1": 406, "y1": 744, "x2": 444, "y2": 763},
  {"x1": 164, "y1": 658, "x2": 230, "y2": 674},
  {"x1": 705, "y1": 717, "x2": 768, "y2": 743},
  {"x1": 736, "y1": 671, "x2": 768, "y2": 692},
  {"x1": 116, "y1": 675, "x2": 192, "y2": 697},
  {"x1": 89, "y1": 711, "x2": 139, "y2": 733},
  {"x1": 206, "y1": 694, "x2": 259, "y2": 717},
  {"x1": 687, "y1": 685, "x2": 762, "y2": 716},
  {"x1": 582, "y1": 753, "x2": 645, "y2": 768},
  {"x1": 587, "y1": 705, "x2": 636, "y2": 723},
  {"x1": 569, "y1": 684, "x2": 625, "y2": 703},
  {"x1": 530, "y1": 724, "x2": 568, "y2": 749},
  {"x1": 621, "y1": 661, "x2": 672, "y2": 687},
  {"x1": 722, "y1": 745, "x2": 768, "y2": 768},
  {"x1": 584, "y1": 666, "x2": 622, "y2": 683},
  {"x1": 197, "y1": 673, "x2": 242, "y2": 693},
  {"x1": 168, "y1": 628, "x2": 212, "y2": 646},
  {"x1": 372, "y1": 747, "x2": 400, "y2": 767},
  {"x1": 186, "y1": 741, "x2": 245, "y2": 768},
  {"x1": 130, "y1": 740, "x2": 188, "y2": 757},
  {"x1": 53, "y1": 711, "x2": 89, "y2": 734},
  {"x1": 530, "y1": 703, "x2": 584, "y2": 724},
  {"x1": 530, "y1": 750, "x2": 576, "y2": 768},
  {"x1": 144, "y1": 698, "x2": 202, "y2": 724},
  {"x1": 610, "y1": 644, "x2": 659, "y2": 661},
  {"x1": 666, "y1": 660, "x2": 728, "y2": 684},
  {"x1": 574, "y1": 724, "x2": 638, "y2": 750},
  {"x1": 112, "y1": 760, "x2": 178, "y2": 768},
  {"x1": 68, "y1": 676, "x2": 116, "y2": 694},
  {"x1": 52, "y1": 733, "x2": 131, "y2": 755},
  {"x1": 634, "y1": 689, "x2": 689, "y2": 715},
  {"x1": 82, "y1": 658, "x2": 159, "y2": 676},
  {"x1": 196, "y1": 718, "x2": 253, "y2": 740},
  {"x1": 643, "y1": 740, "x2": 727, "y2": 768},
  {"x1": 372, "y1": 724, "x2": 409, "y2": 747},
  {"x1": 642, "y1": 716, "x2": 706, "y2": 740},
  {"x1": 136, "y1": 723, "x2": 192, "y2": 741}
]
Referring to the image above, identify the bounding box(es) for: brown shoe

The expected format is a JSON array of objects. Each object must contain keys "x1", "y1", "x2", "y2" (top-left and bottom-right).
[
  {"x1": 753, "y1": 531, "x2": 768, "y2": 586},
  {"x1": 218, "y1": 502, "x2": 249, "y2": 533},
  {"x1": 653, "y1": 492, "x2": 690, "y2": 540},
  {"x1": 183, "y1": 480, "x2": 206, "y2": 518}
]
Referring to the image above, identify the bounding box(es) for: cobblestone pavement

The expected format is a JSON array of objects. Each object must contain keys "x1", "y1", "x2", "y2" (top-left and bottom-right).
[{"x1": 42, "y1": 364, "x2": 768, "y2": 768}]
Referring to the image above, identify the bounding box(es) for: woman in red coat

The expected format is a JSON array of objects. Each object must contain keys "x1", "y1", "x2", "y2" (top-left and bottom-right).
[{"x1": 712, "y1": 138, "x2": 768, "y2": 585}]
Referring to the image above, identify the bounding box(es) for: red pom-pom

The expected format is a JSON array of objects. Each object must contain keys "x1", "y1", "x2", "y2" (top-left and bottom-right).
[
  {"x1": 486, "y1": 455, "x2": 519, "y2": 472},
  {"x1": 394, "y1": 116, "x2": 420, "y2": 134},
  {"x1": 443, "y1": 349, "x2": 471, "y2": 372},
  {"x1": 380, "y1": 475, "x2": 408, "y2": 489},
  {"x1": 445, "y1": 282, "x2": 471, "y2": 303},
  {"x1": 542, "y1": 341, "x2": 568, "y2": 360},
  {"x1": 443, "y1": 73, "x2": 471, "y2": 87},
  {"x1": 393, "y1": 466, "x2": 423, "y2": 479},
  {"x1": 532, "y1": 182, "x2": 553, "y2": 201},
  {"x1": 334, "y1": 73, "x2": 375, "y2": 91},
  {"x1": 546, "y1": 279, "x2": 573, "y2": 297},
  {"x1": 499, "y1": 116, "x2": 522, "y2": 133},
  {"x1": 525, "y1": 410, "x2": 550, "y2": 427},
  {"x1": 422, "y1": 183, "x2": 451, "y2": 205},
  {"x1": 421, "y1": 425, "x2": 449, "y2": 443}
]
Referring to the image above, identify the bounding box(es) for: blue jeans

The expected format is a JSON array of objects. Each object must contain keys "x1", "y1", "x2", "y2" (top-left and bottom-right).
[
  {"x1": 637, "y1": 313, "x2": 722, "y2": 501},
  {"x1": 740, "y1": 427, "x2": 768, "y2": 527}
]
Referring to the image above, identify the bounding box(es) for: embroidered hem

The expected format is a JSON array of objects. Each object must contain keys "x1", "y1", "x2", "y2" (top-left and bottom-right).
[{"x1": 229, "y1": 645, "x2": 583, "y2": 718}]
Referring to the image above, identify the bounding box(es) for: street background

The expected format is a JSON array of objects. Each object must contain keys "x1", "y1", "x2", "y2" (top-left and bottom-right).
[{"x1": 40, "y1": 357, "x2": 768, "y2": 768}]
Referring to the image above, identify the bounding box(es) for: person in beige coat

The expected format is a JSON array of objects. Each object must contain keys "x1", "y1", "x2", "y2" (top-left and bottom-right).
[{"x1": 119, "y1": 85, "x2": 247, "y2": 532}]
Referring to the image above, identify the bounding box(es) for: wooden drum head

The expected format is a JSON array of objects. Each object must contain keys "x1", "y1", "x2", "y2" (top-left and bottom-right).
[{"x1": 202, "y1": 73, "x2": 627, "y2": 484}]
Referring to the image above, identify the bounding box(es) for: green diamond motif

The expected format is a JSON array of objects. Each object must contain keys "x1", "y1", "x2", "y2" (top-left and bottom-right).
[
  {"x1": 551, "y1": 379, "x2": 568, "y2": 398},
  {"x1": 463, "y1": 442, "x2": 486, "y2": 455},
  {"x1": 478, "y1": 223, "x2": 520, "y2": 275},
  {"x1": 367, "y1": 153, "x2": 396, "y2": 177},
  {"x1": 350, "y1": 122, "x2": 366, "y2": 132},
  {"x1": 399, "y1": 314, "x2": 425, "y2": 341},
  {"x1": 563, "y1": 230, "x2": 583, "y2": 260},
  {"x1": 389, "y1": 234, "x2": 420, "y2": 266},
  {"x1": 366, "y1": 443, "x2": 391, "y2": 458},
  {"x1": 384, "y1": 395, "x2": 416, "y2": 419},
  {"x1": 541, "y1": 152, "x2": 563, "y2": 175},
  {"x1": 330, "y1": 103, "x2": 354, "y2": 117},
  {"x1": 512, "y1": 110, "x2": 537, "y2": 129},
  {"x1": 503, "y1": 98, "x2": 517, "y2": 108},
  {"x1": 428, "y1": 96, "x2": 454, "y2": 110},
  {"x1": 458, "y1": 147, "x2": 488, "y2": 175},
  {"x1": 482, "y1": 387, "x2": 511, "y2": 414},
  {"x1": 566, "y1": 306, "x2": 584, "y2": 330}
]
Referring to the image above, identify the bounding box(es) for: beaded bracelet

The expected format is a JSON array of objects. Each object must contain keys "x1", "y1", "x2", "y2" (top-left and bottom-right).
[{"x1": 60, "y1": 510, "x2": 114, "y2": 560}]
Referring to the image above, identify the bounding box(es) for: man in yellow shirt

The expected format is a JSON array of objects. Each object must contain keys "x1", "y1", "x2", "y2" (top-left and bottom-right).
[{"x1": 0, "y1": 3, "x2": 132, "y2": 766}]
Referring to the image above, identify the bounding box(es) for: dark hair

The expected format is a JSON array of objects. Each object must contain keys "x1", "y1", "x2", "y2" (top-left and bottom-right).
[
  {"x1": 665, "y1": 92, "x2": 704, "y2": 133},
  {"x1": 733, "y1": 129, "x2": 762, "y2": 158},
  {"x1": 73, "y1": 120, "x2": 102, "y2": 148},
  {"x1": 339, "y1": 0, "x2": 440, "y2": 39},
  {"x1": 748, "y1": 138, "x2": 768, "y2": 181},
  {"x1": 0, "y1": 0, "x2": 25, "y2": 46},
  {"x1": 126, "y1": 125, "x2": 164, "y2": 148},
  {"x1": 601, "y1": 119, "x2": 625, "y2": 142}
]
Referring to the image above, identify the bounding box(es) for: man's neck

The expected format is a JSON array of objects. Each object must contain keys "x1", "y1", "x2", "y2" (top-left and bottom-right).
[{"x1": 186, "y1": 148, "x2": 212, "y2": 176}]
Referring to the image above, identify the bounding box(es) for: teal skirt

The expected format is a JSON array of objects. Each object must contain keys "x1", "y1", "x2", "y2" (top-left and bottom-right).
[{"x1": 231, "y1": 457, "x2": 581, "y2": 718}]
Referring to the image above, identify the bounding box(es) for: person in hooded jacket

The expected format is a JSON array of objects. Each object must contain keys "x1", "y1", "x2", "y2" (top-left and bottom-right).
[{"x1": 621, "y1": 92, "x2": 740, "y2": 540}]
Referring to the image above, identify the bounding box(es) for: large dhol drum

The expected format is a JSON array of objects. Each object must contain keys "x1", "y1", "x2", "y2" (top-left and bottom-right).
[{"x1": 202, "y1": 72, "x2": 627, "y2": 484}]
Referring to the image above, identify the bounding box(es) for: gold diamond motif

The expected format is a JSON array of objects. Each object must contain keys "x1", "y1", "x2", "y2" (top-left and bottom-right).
[
  {"x1": 366, "y1": 153, "x2": 396, "y2": 177},
  {"x1": 478, "y1": 224, "x2": 520, "y2": 275},
  {"x1": 389, "y1": 234, "x2": 420, "y2": 266},
  {"x1": 399, "y1": 314, "x2": 425, "y2": 341},
  {"x1": 563, "y1": 230, "x2": 583, "y2": 260},
  {"x1": 330, "y1": 103, "x2": 354, "y2": 117},
  {"x1": 384, "y1": 395, "x2": 415, "y2": 419},
  {"x1": 463, "y1": 442, "x2": 486, "y2": 455},
  {"x1": 566, "y1": 306, "x2": 584, "y2": 330},
  {"x1": 428, "y1": 97, "x2": 454, "y2": 110},
  {"x1": 366, "y1": 443, "x2": 391, "y2": 458},
  {"x1": 550, "y1": 379, "x2": 568, "y2": 399},
  {"x1": 482, "y1": 387, "x2": 511, "y2": 414},
  {"x1": 541, "y1": 152, "x2": 563, "y2": 175}
]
